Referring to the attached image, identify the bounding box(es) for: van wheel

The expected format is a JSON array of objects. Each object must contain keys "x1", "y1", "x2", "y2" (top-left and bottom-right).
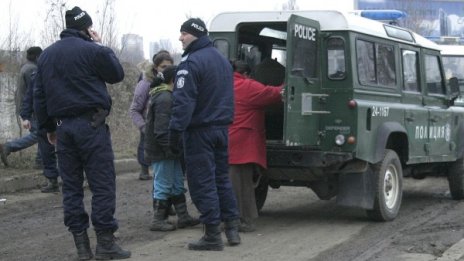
[
  {"x1": 255, "y1": 175, "x2": 269, "y2": 212},
  {"x1": 448, "y1": 158, "x2": 464, "y2": 200},
  {"x1": 366, "y1": 149, "x2": 403, "y2": 222}
]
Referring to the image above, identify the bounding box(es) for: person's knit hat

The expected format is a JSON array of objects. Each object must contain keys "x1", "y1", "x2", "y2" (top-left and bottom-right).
[
  {"x1": 180, "y1": 18, "x2": 208, "y2": 38},
  {"x1": 65, "y1": 6, "x2": 93, "y2": 31}
]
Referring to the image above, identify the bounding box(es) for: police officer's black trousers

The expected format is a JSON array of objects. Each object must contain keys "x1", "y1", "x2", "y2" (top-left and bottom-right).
[
  {"x1": 184, "y1": 127, "x2": 239, "y2": 225},
  {"x1": 56, "y1": 117, "x2": 118, "y2": 233}
]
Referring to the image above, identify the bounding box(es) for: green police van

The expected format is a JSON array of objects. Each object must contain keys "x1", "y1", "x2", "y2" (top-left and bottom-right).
[{"x1": 209, "y1": 10, "x2": 462, "y2": 221}]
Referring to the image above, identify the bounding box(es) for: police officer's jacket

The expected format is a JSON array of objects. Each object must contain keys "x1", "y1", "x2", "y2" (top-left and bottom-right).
[
  {"x1": 169, "y1": 36, "x2": 234, "y2": 132},
  {"x1": 34, "y1": 29, "x2": 124, "y2": 132}
]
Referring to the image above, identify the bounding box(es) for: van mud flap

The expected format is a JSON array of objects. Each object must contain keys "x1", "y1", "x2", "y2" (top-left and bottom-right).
[{"x1": 336, "y1": 166, "x2": 376, "y2": 210}]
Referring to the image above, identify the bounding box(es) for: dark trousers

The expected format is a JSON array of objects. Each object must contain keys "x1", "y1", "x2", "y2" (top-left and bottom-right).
[
  {"x1": 56, "y1": 117, "x2": 118, "y2": 233},
  {"x1": 137, "y1": 131, "x2": 149, "y2": 167},
  {"x1": 184, "y1": 127, "x2": 239, "y2": 225},
  {"x1": 37, "y1": 127, "x2": 59, "y2": 180}
]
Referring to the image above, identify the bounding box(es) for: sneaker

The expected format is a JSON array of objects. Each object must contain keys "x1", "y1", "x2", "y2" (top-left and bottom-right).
[{"x1": 0, "y1": 144, "x2": 9, "y2": 167}]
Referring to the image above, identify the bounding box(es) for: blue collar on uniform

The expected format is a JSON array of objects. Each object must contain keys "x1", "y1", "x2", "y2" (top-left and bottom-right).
[{"x1": 182, "y1": 36, "x2": 212, "y2": 56}]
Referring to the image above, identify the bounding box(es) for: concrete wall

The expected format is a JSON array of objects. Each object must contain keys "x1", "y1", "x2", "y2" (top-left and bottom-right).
[{"x1": 0, "y1": 72, "x2": 20, "y2": 142}]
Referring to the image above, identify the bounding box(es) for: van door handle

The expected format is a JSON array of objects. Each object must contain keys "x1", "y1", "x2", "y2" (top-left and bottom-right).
[
  {"x1": 405, "y1": 113, "x2": 414, "y2": 122},
  {"x1": 405, "y1": 116, "x2": 414, "y2": 122}
]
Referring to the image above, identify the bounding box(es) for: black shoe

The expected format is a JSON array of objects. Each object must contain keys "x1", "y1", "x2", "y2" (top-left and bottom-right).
[
  {"x1": 172, "y1": 194, "x2": 200, "y2": 228},
  {"x1": 95, "y1": 230, "x2": 131, "y2": 260},
  {"x1": 188, "y1": 224, "x2": 224, "y2": 251},
  {"x1": 150, "y1": 200, "x2": 176, "y2": 231},
  {"x1": 0, "y1": 144, "x2": 9, "y2": 167},
  {"x1": 41, "y1": 178, "x2": 59, "y2": 193},
  {"x1": 72, "y1": 230, "x2": 93, "y2": 260},
  {"x1": 224, "y1": 219, "x2": 241, "y2": 246}
]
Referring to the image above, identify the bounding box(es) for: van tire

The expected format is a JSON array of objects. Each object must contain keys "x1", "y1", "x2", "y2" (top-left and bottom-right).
[
  {"x1": 366, "y1": 149, "x2": 403, "y2": 222},
  {"x1": 255, "y1": 175, "x2": 269, "y2": 212},
  {"x1": 448, "y1": 157, "x2": 464, "y2": 200}
]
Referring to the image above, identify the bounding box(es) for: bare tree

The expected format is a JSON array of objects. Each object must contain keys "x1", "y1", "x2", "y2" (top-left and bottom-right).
[
  {"x1": 95, "y1": 0, "x2": 120, "y2": 50},
  {"x1": 1, "y1": 0, "x2": 33, "y2": 57},
  {"x1": 41, "y1": 0, "x2": 68, "y2": 47}
]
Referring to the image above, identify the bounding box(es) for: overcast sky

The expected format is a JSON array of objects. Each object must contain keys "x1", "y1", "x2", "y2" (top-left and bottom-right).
[{"x1": 1, "y1": 0, "x2": 355, "y2": 56}]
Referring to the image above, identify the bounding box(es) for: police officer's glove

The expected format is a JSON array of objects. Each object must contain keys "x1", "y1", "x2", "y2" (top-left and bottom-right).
[
  {"x1": 168, "y1": 130, "x2": 182, "y2": 155},
  {"x1": 91, "y1": 108, "x2": 108, "y2": 128}
]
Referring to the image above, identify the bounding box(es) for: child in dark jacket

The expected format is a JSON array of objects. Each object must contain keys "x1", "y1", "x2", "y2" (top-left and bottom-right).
[{"x1": 144, "y1": 65, "x2": 199, "y2": 231}]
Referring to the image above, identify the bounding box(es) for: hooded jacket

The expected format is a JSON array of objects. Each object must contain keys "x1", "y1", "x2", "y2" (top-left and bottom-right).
[
  {"x1": 34, "y1": 28, "x2": 124, "y2": 132},
  {"x1": 129, "y1": 63, "x2": 156, "y2": 130}
]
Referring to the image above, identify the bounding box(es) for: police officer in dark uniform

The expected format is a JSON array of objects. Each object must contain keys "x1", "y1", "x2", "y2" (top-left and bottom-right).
[
  {"x1": 33, "y1": 6, "x2": 130, "y2": 260},
  {"x1": 169, "y1": 18, "x2": 241, "y2": 251}
]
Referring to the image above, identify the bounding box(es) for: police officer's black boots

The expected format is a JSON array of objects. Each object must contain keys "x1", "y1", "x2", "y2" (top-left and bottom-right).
[
  {"x1": 224, "y1": 219, "x2": 241, "y2": 246},
  {"x1": 188, "y1": 224, "x2": 224, "y2": 251},
  {"x1": 150, "y1": 199, "x2": 176, "y2": 231},
  {"x1": 95, "y1": 230, "x2": 131, "y2": 260},
  {"x1": 138, "y1": 165, "x2": 151, "y2": 180},
  {"x1": 72, "y1": 230, "x2": 93, "y2": 260},
  {"x1": 171, "y1": 194, "x2": 200, "y2": 228},
  {"x1": 40, "y1": 178, "x2": 59, "y2": 193}
]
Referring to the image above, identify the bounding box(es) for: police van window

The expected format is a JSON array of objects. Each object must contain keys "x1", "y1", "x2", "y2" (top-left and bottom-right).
[
  {"x1": 425, "y1": 55, "x2": 444, "y2": 94},
  {"x1": 402, "y1": 50, "x2": 420, "y2": 92},
  {"x1": 356, "y1": 39, "x2": 396, "y2": 88},
  {"x1": 213, "y1": 40, "x2": 230, "y2": 59},
  {"x1": 291, "y1": 24, "x2": 317, "y2": 78},
  {"x1": 356, "y1": 39, "x2": 376, "y2": 85},
  {"x1": 327, "y1": 37, "x2": 345, "y2": 80},
  {"x1": 376, "y1": 44, "x2": 396, "y2": 87},
  {"x1": 443, "y1": 56, "x2": 464, "y2": 81}
]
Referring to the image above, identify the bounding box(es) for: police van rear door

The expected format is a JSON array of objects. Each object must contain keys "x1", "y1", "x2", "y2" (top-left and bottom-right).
[{"x1": 284, "y1": 14, "x2": 323, "y2": 146}]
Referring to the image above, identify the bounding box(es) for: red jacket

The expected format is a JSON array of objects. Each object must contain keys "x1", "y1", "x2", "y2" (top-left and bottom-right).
[{"x1": 229, "y1": 72, "x2": 282, "y2": 168}]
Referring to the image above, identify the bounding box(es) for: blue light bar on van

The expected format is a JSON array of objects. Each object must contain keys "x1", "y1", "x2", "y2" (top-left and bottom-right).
[{"x1": 357, "y1": 10, "x2": 407, "y2": 21}]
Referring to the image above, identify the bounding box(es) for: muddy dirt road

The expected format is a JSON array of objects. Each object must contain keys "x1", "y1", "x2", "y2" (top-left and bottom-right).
[{"x1": 1, "y1": 173, "x2": 463, "y2": 261}]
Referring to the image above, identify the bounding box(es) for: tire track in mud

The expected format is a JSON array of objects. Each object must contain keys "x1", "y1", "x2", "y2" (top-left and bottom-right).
[{"x1": 312, "y1": 177, "x2": 464, "y2": 261}]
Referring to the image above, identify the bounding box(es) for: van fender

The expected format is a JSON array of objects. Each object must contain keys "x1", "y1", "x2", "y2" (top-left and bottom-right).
[
  {"x1": 455, "y1": 121, "x2": 464, "y2": 159},
  {"x1": 372, "y1": 122, "x2": 407, "y2": 164},
  {"x1": 336, "y1": 122, "x2": 406, "y2": 210}
]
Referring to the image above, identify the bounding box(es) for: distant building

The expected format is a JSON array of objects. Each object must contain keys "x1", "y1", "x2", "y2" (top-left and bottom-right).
[
  {"x1": 120, "y1": 34, "x2": 144, "y2": 65},
  {"x1": 356, "y1": 0, "x2": 464, "y2": 44}
]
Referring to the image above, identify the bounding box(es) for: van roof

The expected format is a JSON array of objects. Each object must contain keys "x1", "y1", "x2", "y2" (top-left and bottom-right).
[
  {"x1": 439, "y1": 44, "x2": 464, "y2": 56},
  {"x1": 209, "y1": 10, "x2": 440, "y2": 50}
]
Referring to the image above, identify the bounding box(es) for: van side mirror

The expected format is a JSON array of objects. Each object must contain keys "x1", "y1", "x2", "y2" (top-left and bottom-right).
[{"x1": 449, "y1": 77, "x2": 460, "y2": 100}]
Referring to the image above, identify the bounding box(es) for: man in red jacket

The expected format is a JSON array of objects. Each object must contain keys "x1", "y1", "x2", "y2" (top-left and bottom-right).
[{"x1": 228, "y1": 60, "x2": 283, "y2": 232}]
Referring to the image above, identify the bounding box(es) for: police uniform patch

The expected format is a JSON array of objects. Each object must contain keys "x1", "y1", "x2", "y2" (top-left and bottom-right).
[{"x1": 177, "y1": 77, "x2": 185, "y2": 89}]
